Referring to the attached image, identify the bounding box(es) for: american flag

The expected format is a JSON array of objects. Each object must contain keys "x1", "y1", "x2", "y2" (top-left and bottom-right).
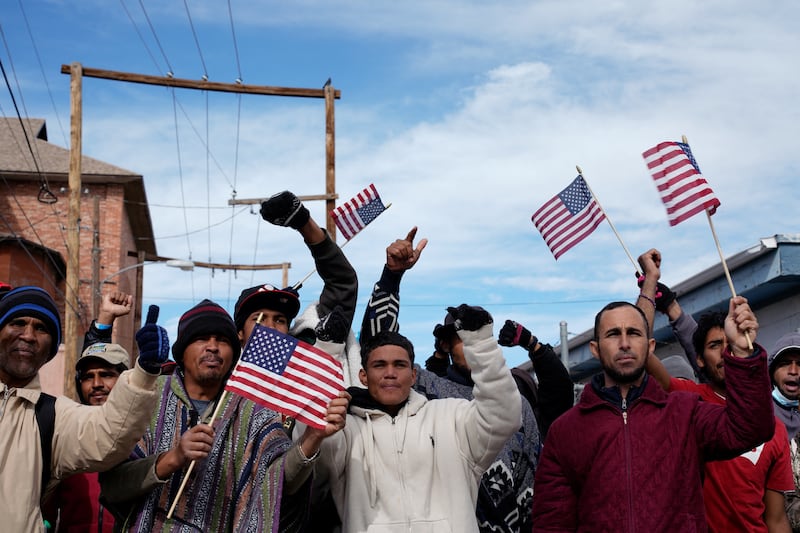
[
  {"x1": 642, "y1": 141, "x2": 720, "y2": 226},
  {"x1": 531, "y1": 175, "x2": 606, "y2": 260},
  {"x1": 225, "y1": 324, "x2": 344, "y2": 429},
  {"x1": 331, "y1": 184, "x2": 386, "y2": 240}
]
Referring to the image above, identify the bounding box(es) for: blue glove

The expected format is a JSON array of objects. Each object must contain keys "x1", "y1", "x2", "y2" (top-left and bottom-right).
[{"x1": 135, "y1": 305, "x2": 169, "y2": 373}]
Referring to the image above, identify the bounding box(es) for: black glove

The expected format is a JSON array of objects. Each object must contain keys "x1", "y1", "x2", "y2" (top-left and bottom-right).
[
  {"x1": 260, "y1": 191, "x2": 310, "y2": 230},
  {"x1": 498, "y1": 320, "x2": 538, "y2": 349},
  {"x1": 315, "y1": 305, "x2": 350, "y2": 344},
  {"x1": 445, "y1": 304, "x2": 492, "y2": 332},
  {"x1": 636, "y1": 275, "x2": 677, "y2": 314},
  {"x1": 135, "y1": 305, "x2": 170, "y2": 374}
]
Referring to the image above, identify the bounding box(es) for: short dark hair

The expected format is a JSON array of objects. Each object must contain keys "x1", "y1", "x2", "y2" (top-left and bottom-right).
[
  {"x1": 593, "y1": 301, "x2": 650, "y2": 341},
  {"x1": 360, "y1": 330, "x2": 415, "y2": 368},
  {"x1": 692, "y1": 311, "x2": 726, "y2": 360}
]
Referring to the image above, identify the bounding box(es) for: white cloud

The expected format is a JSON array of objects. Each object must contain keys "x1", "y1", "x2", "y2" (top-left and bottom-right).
[{"x1": 2, "y1": 0, "x2": 798, "y2": 364}]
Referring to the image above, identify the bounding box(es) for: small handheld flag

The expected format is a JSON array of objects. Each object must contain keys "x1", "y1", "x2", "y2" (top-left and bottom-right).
[
  {"x1": 531, "y1": 175, "x2": 606, "y2": 260},
  {"x1": 331, "y1": 184, "x2": 386, "y2": 240},
  {"x1": 225, "y1": 324, "x2": 345, "y2": 429},
  {"x1": 642, "y1": 141, "x2": 720, "y2": 226}
]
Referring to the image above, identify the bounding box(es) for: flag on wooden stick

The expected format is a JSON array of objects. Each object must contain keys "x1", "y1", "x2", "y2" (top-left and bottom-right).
[
  {"x1": 642, "y1": 141, "x2": 720, "y2": 226},
  {"x1": 331, "y1": 184, "x2": 386, "y2": 240},
  {"x1": 532, "y1": 175, "x2": 606, "y2": 260},
  {"x1": 225, "y1": 324, "x2": 344, "y2": 429}
]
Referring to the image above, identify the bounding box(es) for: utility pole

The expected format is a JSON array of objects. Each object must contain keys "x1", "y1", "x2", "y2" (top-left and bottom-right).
[
  {"x1": 64, "y1": 62, "x2": 83, "y2": 401},
  {"x1": 59, "y1": 64, "x2": 336, "y2": 386},
  {"x1": 62, "y1": 65, "x2": 342, "y2": 244},
  {"x1": 324, "y1": 82, "x2": 336, "y2": 239},
  {"x1": 91, "y1": 195, "x2": 100, "y2": 318}
]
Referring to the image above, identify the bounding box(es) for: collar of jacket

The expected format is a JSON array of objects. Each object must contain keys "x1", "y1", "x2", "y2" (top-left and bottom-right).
[
  {"x1": 348, "y1": 386, "x2": 427, "y2": 418},
  {"x1": 582, "y1": 373, "x2": 667, "y2": 412}
]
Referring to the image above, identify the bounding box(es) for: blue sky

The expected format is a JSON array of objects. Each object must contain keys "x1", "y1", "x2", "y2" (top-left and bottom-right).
[{"x1": 2, "y1": 1, "x2": 799, "y2": 368}]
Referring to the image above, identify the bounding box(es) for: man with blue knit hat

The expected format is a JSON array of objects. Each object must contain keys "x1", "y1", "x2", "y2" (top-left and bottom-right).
[
  {"x1": 100, "y1": 298, "x2": 348, "y2": 532},
  {"x1": 0, "y1": 286, "x2": 166, "y2": 533}
]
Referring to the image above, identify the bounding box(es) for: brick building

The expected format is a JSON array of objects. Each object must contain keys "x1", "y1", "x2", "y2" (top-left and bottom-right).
[{"x1": 0, "y1": 117, "x2": 155, "y2": 394}]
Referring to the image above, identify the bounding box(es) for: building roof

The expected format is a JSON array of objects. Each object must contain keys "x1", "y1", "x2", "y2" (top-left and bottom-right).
[{"x1": 0, "y1": 117, "x2": 156, "y2": 255}]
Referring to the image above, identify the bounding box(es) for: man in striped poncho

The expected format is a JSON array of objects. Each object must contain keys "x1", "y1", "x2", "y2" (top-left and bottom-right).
[{"x1": 100, "y1": 299, "x2": 347, "y2": 532}]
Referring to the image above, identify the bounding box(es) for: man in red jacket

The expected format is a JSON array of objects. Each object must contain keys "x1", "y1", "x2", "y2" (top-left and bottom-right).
[{"x1": 532, "y1": 293, "x2": 774, "y2": 532}]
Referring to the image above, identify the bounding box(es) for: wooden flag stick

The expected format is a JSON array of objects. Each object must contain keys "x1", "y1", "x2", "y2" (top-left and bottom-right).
[
  {"x1": 680, "y1": 135, "x2": 753, "y2": 351},
  {"x1": 166, "y1": 389, "x2": 229, "y2": 518},
  {"x1": 704, "y1": 199, "x2": 754, "y2": 351},
  {"x1": 577, "y1": 166, "x2": 640, "y2": 274},
  {"x1": 291, "y1": 202, "x2": 393, "y2": 290},
  {"x1": 166, "y1": 312, "x2": 265, "y2": 519}
]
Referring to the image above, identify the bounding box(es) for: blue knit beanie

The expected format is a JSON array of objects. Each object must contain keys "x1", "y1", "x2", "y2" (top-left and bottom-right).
[{"x1": 0, "y1": 286, "x2": 62, "y2": 360}]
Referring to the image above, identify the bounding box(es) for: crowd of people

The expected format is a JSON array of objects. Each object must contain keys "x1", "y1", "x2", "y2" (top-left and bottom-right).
[{"x1": 1, "y1": 190, "x2": 799, "y2": 532}]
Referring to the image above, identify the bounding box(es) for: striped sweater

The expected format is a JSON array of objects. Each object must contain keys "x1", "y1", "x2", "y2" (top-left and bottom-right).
[{"x1": 107, "y1": 373, "x2": 307, "y2": 532}]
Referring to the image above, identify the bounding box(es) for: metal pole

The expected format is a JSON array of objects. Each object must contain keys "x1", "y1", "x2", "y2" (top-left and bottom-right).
[{"x1": 559, "y1": 320, "x2": 569, "y2": 369}]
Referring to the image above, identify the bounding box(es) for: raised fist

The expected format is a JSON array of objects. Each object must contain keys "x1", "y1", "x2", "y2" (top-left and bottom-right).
[
  {"x1": 260, "y1": 191, "x2": 310, "y2": 230},
  {"x1": 446, "y1": 304, "x2": 492, "y2": 332}
]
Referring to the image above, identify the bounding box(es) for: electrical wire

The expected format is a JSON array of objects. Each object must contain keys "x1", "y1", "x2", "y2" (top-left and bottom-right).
[
  {"x1": 182, "y1": 0, "x2": 209, "y2": 79},
  {"x1": 147, "y1": 206, "x2": 249, "y2": 241},
  {"x1": 137, "y1": 0, "x2": 174, "y2": 76},
  {"x1": 119, "y1": 0, "x2": 164, "y2": 74},
  {"x1": 12, "y1": 0, "x2": 68, "y2": 146}
]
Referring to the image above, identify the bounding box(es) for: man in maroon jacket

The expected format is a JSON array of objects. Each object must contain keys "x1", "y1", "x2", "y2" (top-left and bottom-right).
[{"x1": 532, "y1": 296, "x2": 774, "y2": 532}]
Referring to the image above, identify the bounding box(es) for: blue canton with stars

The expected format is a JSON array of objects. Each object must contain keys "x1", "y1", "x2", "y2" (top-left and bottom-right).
[
  {"x1": 356, "y1": 198, "x2": 386, "y2": 226},
  {"x1": 677, "y1": 142, "x2": 701, "y2": 173},
  {"x1": 242, "y1": 325, "x2": 298, "y2": 375},
  {"x1": 558, "y1": 176, "x2": 592, "y2": 215}
]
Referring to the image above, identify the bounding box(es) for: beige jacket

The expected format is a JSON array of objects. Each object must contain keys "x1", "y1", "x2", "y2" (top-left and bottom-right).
[{"x1": 0, "y1": 363, "x2": 159, "y2": 533}]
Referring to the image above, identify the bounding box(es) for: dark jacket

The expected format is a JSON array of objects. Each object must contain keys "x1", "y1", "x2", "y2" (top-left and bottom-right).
[{"x1": 532, "y1": 347, "x2": 774, "y2": 532}]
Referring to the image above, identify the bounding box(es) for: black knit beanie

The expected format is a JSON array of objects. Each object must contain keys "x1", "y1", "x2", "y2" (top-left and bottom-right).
[
  {"x1": 0, "y1": 286, "x2": 62, "y2": 360},
  {"x1": 171, "y1": 299, "x2": 241, "y2": 367}
]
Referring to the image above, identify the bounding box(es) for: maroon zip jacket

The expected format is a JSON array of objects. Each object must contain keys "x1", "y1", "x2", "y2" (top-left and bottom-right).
[{"x1": 532, "y1": 346, "x2": 774, "y2": 533}]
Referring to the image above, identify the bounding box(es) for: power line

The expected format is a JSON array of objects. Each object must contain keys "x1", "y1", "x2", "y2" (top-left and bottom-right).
[
  {"x1": 182, "y1": 0, "x2": 209, "y2": 79},
  {"x1": 13, "y1": 0, "x2": 68, "y2": 146},
  {"x1": 0, "y1": 57, "x2": 56, "y2": 202},
  {"x1": 119, "y1": 0, "x2": 163, "y2": 74},
  {"x1": 227, "y1": 0, "x2": 243, "y2": 82},
  {"x1": 137, "y1": 0, "x2": 174, "y2": 76},
  {"x1": 146, "y1": 206, "x2": 249, "y2": 241}
]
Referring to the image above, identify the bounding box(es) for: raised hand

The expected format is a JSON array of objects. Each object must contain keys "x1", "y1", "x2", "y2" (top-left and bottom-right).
[
  {"x1": 386, "y1": 227, "x2": 428, "y2": 273},
  {"x1": 725, "y1": 296, "x2": 758, "y2": 357},
  {"x1": 498, "y1": 320, "x2": 536, "y2": 349},
  {"x1": 135, "y1": 305, "x2": 170, "y2": 373},
  {"x1": 259, "y1": 191, "x2": 310, "y2": 230},
  {"x1": 446, "y1": 304, "x2": 493, "y2": 332},
  {"x1": 97, "y1": 291, "x2": 133, "y2": 325}
]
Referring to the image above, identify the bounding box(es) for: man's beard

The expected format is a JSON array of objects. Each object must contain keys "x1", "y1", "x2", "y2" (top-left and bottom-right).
[{"x1": 603, "y1": 353, "x2": 648, "y2": 385}]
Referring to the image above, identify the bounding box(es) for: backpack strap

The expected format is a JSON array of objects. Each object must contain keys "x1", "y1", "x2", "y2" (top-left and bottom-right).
[{"x1": 35, "y1": 392, "x2": 56, "y2": 499}]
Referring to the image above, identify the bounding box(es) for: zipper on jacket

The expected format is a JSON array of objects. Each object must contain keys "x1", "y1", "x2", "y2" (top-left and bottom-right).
[
  {"x1": 622, "y1": 396, "x2": 635, "y2": 533},
  {"x1": 0, "y1": 383, "x2": 10, "y2": 417},
  {"x1": 621, "y1": 397, "x2": 628, "y2": 425}
]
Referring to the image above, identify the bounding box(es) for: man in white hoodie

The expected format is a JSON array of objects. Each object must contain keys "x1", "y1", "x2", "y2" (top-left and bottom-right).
[{"x1": 317, "y1": 304, "x2": 521, "y2": 533}]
